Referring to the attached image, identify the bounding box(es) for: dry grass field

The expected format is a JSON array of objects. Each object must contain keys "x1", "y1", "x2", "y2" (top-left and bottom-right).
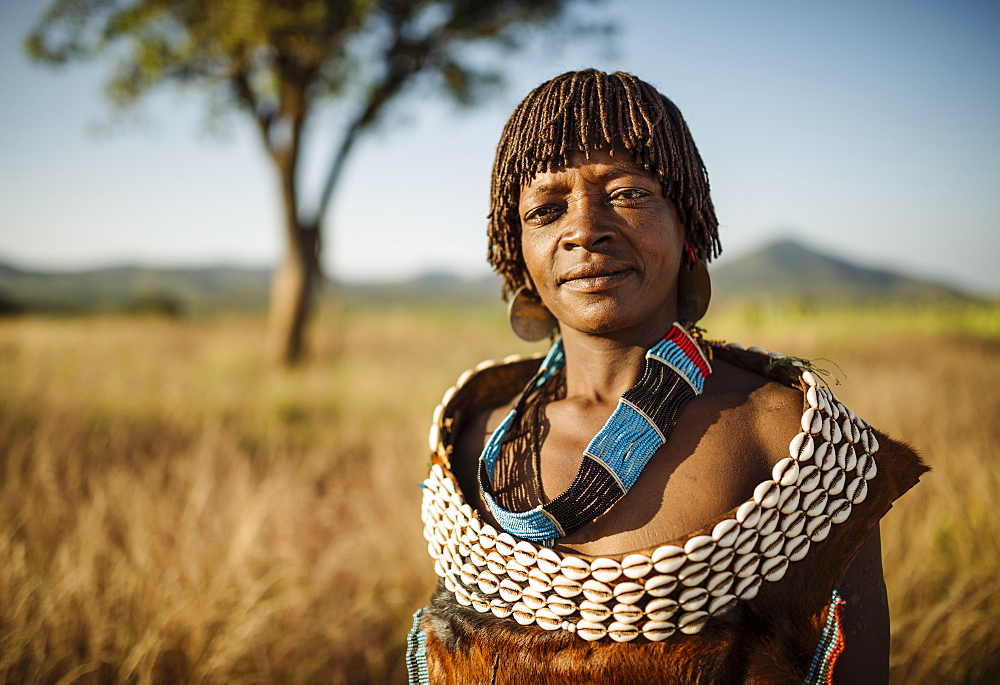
[{"x1": 1, "y1": 304, "x2": 997, "y2": 684}]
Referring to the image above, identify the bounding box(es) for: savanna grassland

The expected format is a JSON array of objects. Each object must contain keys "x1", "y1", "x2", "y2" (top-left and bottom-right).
[{"x1": 1, "y1": 304, "x2": 998, "y2": 684}]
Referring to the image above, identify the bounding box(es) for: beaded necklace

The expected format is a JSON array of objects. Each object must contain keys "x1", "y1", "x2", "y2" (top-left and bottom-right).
[{"x1": 478, "y1": 324, "x2": 712, "y2": 544}]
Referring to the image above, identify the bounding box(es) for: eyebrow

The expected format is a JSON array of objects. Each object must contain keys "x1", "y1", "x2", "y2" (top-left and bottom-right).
[{"x1": 522, "y1": 165, "x2": 646, "y2": 197}]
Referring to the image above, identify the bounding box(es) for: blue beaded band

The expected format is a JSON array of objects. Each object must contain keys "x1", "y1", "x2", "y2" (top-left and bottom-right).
[
  {"x1": 479, "y1": 324, "x2": 711, "y2": 544},
  {"x1": 406, "y1": 608, "x2": 430, "y2": 685},
  {"x1": 805, "y1": 590, "x2": 846, "y2": 685}
]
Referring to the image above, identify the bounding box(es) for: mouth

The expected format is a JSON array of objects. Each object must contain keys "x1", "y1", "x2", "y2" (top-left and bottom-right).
[{"x1": 558, "y1": 265, "x2": 634, "y2": 292}]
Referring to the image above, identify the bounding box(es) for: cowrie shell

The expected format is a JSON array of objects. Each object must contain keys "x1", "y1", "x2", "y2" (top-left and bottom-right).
[
  {"x1": 814, "y1": 442, "x2": 836, "y2": 471},
  {"x1": 710, "y1": 546, "x2": 735, "y2": 571},
  {"x1": 460, "y1": 563, "x2": 477, "y2": 585},
  {"x1": 823, "y1": 467, "x2": 846, "y2": 496},
  {"x1": 486, "y1": 551, "x2": 505, "y2": 575},
  {"x1": 857, "y1": 453, "x2": 877, "y2": 480},
  {"x1": 579, "y1": 600, "x2": 611, "y2": 623},
  {"x1": 709, "y1": 594, "x2": 738, "y2": 616},
  {"x1": 521, "y1": 587, "x2": 546, "y2": 610},
  {"x1": 736, "y1": 501, "x2": 762, "y2": 528},
  {"x1": 679, "y1": 586, "x2": 709, "y2": 611},
  {"x1": 734, "y1": 553, "x2": 761, "y2": 578},
  {"x1": 535, "y1": 607, "x2": 562, "y2": 630},
  {"x1": 773, "y1": 458, "x2": 800, "y2": 486},
  {"x1": 490, "y1": 598, "x2": 512, "y2": 618},
  {"x1": 495, "y1": 533, "x2": 516, "y2": 556},
  {"x1": 838, "y1": 444, "x2": 858, "y2": 472},
  {"x1": 476, "y1": 570, "x2": 500, "y2": 594},
  {"x1": 778, "y1": 487, "x2": 801, "y2": 514},
  {"x1": 678, "y1": 611, "x2": 710, "y2": 635},
  {"x1": 789, "y1": 432, "x2": 815, "y2": 461},
  {"x1": 685, "y1": 535, "x2": 716, "y2": 562},
  {"x1": 576, "y1": 620, "x2": 607, "y2": 641},
  {"x1": 759, "y1": 531, "x2": 784, "y2": 557},
  {"x1": 652, "y1": 545, "x2": 686, "y2": 574},
  {"x1": 713, "y1": 519, "x2": 740, "y2": 547},
  {"x1": 582, "y1": 579, "x2": 613, "y2": 603},
  {"x1": 608, "y1": 621, "x2": 639, "y2": 642},
  {"x1": 590, "y1": 557, "x2": 623, "y2": 583},
  {"x1": 679, "y1": 562, "x2": 710, "y2": 587},
  {"x1": 843, "y1": 418, "x2": 860, "y2": 444},
  {"x1": 512, "y1": 602, "x2": 534, "y2": 625},
  {"x1": 513, "y1": 541, "x2": 537, "y2": 567},
  {"x1": 551, "y1": 574, "x2": 583, "y2": 598},
  {"x1": 753, "y1": 480, "x2": 781, "y2": 509},
  {"x1": 546, "y1": 594, "x2": 577, "y2": 617},
  {"x1": 735, "y1": 528, "x2": 759, "y2": 554},
  {"x1": 827, "y1": 498, "x2": 852, "y2": 524},
  {"x1": 642, "y1": 621, "x2": 677, "y2": 641},
  {"x1": 622, "y1": 553, "x2": 653, "y2": 579},
  {"x1": 806, "y1": 386, "x2": 820, "y2": 409},
  {"x1": 560, "y1": 556, "x2": 590, "y2": 581},
  {"x1": 802, "y1": 370, "x2": 819, "y2": 387},
  {"x1": 707, "y1": 571, "x2": 735, "y2": 596},
  {"x1": 757, "y1": 508, "x2": 780, "y2": 536},
  {"x1": 455, "y1": 585, "x2": 472, "y2": 606},
  {"x1": 803, "y1": 489, "x2": 829, "y2": 517},
  {"x1": 471, "y1": 593, "x2": 490, "y2": 613},
  {"x1": 747, "y1": 345, "x2": 769, "y2": 354},
  {"x1": 647, "y1": 597, "x2": 679, "y2": 622},
  {"x1": 761, "y1": 555, "x2": 789, "y2": 582},
  {"x1": 528, "y1": 567, "x2": 551, "y2": 592},
  {"x1": 821, "y1": 417, "x2": 833, "y2": 442},
  {"x1": 736, "y1": 574, "x2": 762, "y2": 600},
  {"x1": 798, "y1": 464, "x2": 821, "y2": 492},
  {"x1": 536, "y1": 547, "x2": 561, "y2": 575},
  {"x1": 807, "y1": 514, "x2": 833, "y2": 542},
  {"x1": 478, "y1": 524, "x2": 498, "y2": 549},
  {"x1": 846, "y1": 476, "x2": 868, "y2": 504},
  {"x1": 801, "y1": 407, "x2": 822, "y2": 434},
  {"x1": 781, "y1": 511, "x2": 807, "y2": 538},
  {"x1": 505, "y1": 560, "x2": 529, "y2": 582},
  {"x1": 785, "y1": 535, "x2": 810, "y2": 562},
  {"x1": 498, "y1": 578, "x2": 522, "y2": 602},
  {"x1": 613, "y1": 581, "x2": 645, "y2": 605},
  {"x1": 612, "y1": 603, "x2": 644, "y2": 624},
  {"x1": 645, "y1": 574, "x2": 678, "y2": 597}
]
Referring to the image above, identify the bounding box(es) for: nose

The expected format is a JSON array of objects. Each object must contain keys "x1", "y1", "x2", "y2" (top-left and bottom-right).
[{"x1": 559, "y1": 197, "x2": 615, "y2": 251}]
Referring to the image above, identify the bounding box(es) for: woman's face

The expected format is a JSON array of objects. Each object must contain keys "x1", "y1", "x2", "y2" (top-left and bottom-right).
[{"x1": 518, "y1": 149, "x2": 685, "y2": 342}]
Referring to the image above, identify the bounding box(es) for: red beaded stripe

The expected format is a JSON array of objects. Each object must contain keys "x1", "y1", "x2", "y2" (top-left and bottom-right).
[{"x1": 665, "y1": 326, "x2": 711, "y2": 376}]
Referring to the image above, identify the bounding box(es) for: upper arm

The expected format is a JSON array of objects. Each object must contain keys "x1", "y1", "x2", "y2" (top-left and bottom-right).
[{"x1": 834, "y1": 525, "x2": 890, "y2": 685}]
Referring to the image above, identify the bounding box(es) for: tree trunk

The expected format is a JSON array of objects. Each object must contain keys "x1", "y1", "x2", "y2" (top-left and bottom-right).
[
  {"x1": 265, "y1": 118, "x2": 318, "y2": 366},
  {"x1": 265, "y1": 223, "x2": 319, "y2": 366}
]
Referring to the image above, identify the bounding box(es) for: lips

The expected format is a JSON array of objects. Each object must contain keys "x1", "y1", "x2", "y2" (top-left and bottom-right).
[{"x1": 557, "y1": 263, "x2": 634, "y2": 285}]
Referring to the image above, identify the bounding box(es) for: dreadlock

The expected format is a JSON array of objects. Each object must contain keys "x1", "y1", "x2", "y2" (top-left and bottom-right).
[{"x1": 488, "y1": 69, "x2": 721, "y2": 299}]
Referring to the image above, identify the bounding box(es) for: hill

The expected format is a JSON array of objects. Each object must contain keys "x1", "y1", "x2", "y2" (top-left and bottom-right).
[{"x1": 711, "y1": 239, "x2": 979, "y2": 306}]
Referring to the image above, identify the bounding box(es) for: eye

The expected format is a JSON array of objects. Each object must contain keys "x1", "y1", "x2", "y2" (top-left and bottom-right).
[
  {"x1": 609, "y1": 187, "x2": 650, "y2": 204},
  {"x1": 523, "y1": 204, "x2": 563, "y2": 226}
]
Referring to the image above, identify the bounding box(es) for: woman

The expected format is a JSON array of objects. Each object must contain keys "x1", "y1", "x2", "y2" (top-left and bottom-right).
[{"x1": 409, "y1": 70, "x2": 926, "y2": 684}]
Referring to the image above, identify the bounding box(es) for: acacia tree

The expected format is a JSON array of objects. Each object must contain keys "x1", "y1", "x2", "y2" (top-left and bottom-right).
[{"x1": 27, "y1": 0, "x2": 604, "y2": 365}]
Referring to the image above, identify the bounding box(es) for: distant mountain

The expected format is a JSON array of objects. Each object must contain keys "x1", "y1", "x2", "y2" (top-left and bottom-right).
[
  {"x1": 711, "y1": 239, "x2": 979, "y2": 305},
  {"x1": 0, "y1": 240, "x2": 984, "y2": 315}
]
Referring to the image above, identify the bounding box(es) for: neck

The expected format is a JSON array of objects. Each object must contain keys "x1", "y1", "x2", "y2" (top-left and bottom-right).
[{"x1": 559, "y1": 320, "x2": 679, "y2": 404}]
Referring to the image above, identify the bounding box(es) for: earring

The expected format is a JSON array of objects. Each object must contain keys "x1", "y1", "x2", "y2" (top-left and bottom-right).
[
  {"x1": 677, "y1": 248, "x2": 711, "y2": 323},
  {"x1": 508, "y1": 285, "x2": 558, "y2": 341}
]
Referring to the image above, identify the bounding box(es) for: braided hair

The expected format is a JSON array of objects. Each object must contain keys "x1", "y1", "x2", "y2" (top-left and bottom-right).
[{"x1": 488, "y1": 69, "x2": 721, "y2": 298}]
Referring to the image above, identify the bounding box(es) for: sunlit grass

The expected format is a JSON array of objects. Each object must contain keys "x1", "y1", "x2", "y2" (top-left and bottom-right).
[{"x1": 1, "y1": 304, "x2": 997, "y2": 683}]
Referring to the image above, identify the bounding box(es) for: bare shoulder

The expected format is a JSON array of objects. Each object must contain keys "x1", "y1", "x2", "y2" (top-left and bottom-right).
[{"x1": 703, "y1": 358, "x2": 805, "y2": 469}]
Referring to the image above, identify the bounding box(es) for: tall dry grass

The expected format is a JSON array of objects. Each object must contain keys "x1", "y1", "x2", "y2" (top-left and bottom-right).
[{"x1": 0, "y1": 304, "x2": 997, "y2": 683}]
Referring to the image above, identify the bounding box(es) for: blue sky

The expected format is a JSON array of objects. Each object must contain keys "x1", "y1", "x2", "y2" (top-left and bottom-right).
[{"x1": 1, "y1": 0, "x2": 998, "y2": 295}]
